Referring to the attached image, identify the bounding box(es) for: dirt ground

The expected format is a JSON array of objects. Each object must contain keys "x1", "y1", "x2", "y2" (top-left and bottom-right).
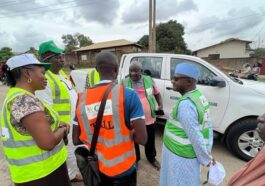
[{"x1": 0, "y1": 85, "x2": 246, "y2": 186}]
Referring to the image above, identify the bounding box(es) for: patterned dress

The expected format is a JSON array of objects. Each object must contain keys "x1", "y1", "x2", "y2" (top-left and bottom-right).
[{"x1": 160, "y1": 99, "x2": 213, "y2": 186}]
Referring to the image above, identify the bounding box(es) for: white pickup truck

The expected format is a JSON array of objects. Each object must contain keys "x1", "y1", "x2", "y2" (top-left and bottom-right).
[{"x1": 71, "y1": 53, "x2": 265, "y2": 161}]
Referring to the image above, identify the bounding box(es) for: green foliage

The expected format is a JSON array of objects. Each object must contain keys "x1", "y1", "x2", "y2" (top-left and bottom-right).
[
  {"x1": 137, "y1": 20, "x2": 190, "y2": 54},
  {"x1": 253, "y1": 48, "x2": 265, "y2": 59},
  {"x1": 62, "y1": 33, "x2": 93, "y2": 53},
  {"x1": 137, "y1": 35, "x2": 149, "y2": 49},
  {"x1": 28, "y1": 47, "x2": 39, "y2": 57},
  {"x1": 0, "y1": 47, "x2": 14, "y2": 62},
  {"x1": 156, "y1": 20, "x2": 188, "y2": 54}
]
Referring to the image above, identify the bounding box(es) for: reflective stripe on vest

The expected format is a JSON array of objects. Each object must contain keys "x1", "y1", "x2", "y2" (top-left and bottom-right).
[
  {"x1": 45, "y1": 70, "x2": 71, "y2": 122},
  {"x1": 1, "y1": 88, "x2": 67, "y2": 183},
  {"x1": 122, "y1": 75, "x2": 157, "y2": 117},
  {"x1": 77, "y1": 83, "x2": 135, "y2": 176},
  {"x1": 163, "y1": 89, "x2": 210, "y2": 158},
  {"x1": 85, "y1": 69, "x2": 100, "y2": 89},
  {"x1": 6, "y1": 142, "x2": 64, "y2": 166}
]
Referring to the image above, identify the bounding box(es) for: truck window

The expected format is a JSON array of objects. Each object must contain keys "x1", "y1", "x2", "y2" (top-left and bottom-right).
[
  {"x1": 170, "y1": 58, "x2": 217, "y2": 86},
  {"x1": 130, "y1": 57, "x2": 163, "y2": 79}
]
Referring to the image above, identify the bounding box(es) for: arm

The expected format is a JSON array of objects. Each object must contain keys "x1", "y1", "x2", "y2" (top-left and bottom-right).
[
  {"x1": 22, "y1": 112, "x2": 67, "y2": 151},
  {"x1": 153, "y1": 85, "x2": 163, "y2": 110},
  {"x1": 131, "y1": 119, "x2": 147, "y2": 145},
  {"x1": 72, "y1": 123, "x2": 83, "y2": 145},
  {"x1": 178, "y1": 100, "x2": 212, "y2": 166}
]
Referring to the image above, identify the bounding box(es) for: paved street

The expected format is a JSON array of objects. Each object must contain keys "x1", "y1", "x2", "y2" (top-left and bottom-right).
[{"x1": 0, "y1": 85, "x2": 246, "y2": 186}]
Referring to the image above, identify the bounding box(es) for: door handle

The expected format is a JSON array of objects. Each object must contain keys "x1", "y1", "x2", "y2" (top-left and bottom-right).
[{"x1": 166, "y1": 87, "x2": 173, "y2": 90}]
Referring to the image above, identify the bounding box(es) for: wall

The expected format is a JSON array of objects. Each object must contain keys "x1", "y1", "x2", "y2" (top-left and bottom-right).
[
  {"x1": 203, "y1": 57, "x2": 257, "y2": 74},
  {"x1": 196, "y1": 41, "x2": 252, "y2": 59},
  {"x1": 65, "y1": 45, "x2": 142, "y2": 67}
]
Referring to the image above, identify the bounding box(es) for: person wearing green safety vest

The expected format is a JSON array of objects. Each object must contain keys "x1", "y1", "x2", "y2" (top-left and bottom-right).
[
  {"x1": 0, "y1": 54, "x2": 70, "y2": 186},
  {"x1": 35, "y1": 40, "x2": 82, "y2": 182},
  {"x1": 85, "y1": 68, "x2": 100, "y2": 89},
  {"x1": 160, "y1": 63, "x2": 216, "y2": 186},
  {"x1": 121, "y1": 61, "x2": 163, "y2": 170}
]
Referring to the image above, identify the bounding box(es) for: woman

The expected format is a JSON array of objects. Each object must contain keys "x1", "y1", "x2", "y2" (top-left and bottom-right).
[
  {"x1": 0, "y1": 54, "x2": 71, "y2": 186},
  {"x1": 121, "y1": 61, "x2": 163, "y2": 170}
]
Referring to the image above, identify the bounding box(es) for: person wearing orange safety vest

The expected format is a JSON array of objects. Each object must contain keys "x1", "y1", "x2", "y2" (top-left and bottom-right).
[{"x1": 73, "y1": 51, "x2": 147, "y2": 186}]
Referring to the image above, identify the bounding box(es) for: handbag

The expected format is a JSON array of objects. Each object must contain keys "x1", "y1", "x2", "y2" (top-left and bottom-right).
[
  {"x1": 227, "y1": 146, "x2": 265, "y2": 186},
  {"x1": 75, "y1": 82, "x2": 116, "y2": 186}
]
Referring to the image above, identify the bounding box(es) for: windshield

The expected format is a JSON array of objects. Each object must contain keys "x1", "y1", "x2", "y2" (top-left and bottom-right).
[{"x1": 227, "y1": 74, "x2": 243, "y2": 85}]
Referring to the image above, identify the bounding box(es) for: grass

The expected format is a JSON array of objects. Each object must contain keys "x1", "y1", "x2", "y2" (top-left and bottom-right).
[{"x1": 258, "y1": 75, "x2": 265, "y2": 83}]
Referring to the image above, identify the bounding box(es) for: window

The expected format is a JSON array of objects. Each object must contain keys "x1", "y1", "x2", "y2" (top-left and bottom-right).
[
  {"x1": 170, "y1": 58, "x2": 217, "y2": 86},
  {"x1": 208, "y1": 54, "x2": 220, "y2": 59},
  {"x1": 81, "y1": 55, "x2": 87, "y2": 61},
  {"x1": 130, "y1": 57, "x2": 163, "y2": 78}
]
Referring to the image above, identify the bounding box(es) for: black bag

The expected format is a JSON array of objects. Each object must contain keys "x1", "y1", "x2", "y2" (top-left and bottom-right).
[{"x1": 75, "y1": 82, "x2": 116, "y2": 186}]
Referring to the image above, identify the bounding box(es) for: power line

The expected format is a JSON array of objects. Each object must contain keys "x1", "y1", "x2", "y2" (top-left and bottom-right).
[
  {"x1": 194, "y1": 12, "x2": 265, "y2": 30},
  {"x1": 0, "y1": 0, "x2": 34, "y2": 7},
  {"x1": 0, "y1": 0, "x2": 102, "y2": 19}
]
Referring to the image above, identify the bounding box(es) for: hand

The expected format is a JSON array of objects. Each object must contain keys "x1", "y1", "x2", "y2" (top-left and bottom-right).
[
  {"x1": 256, "y1": 122, "x2": 265, "y2": 141},
  {"x1": 157, "y1": 105, "x2": 163, "y2": 111},
  {"x1": 207, "y1": 158, "x2": 216, "y2": 167},
  {"x1": 257, "y1": 114, "x2": 265, "y2": 124},
  {"x1": 59, "y1": 122, "x2": 70, "y2": 135}
]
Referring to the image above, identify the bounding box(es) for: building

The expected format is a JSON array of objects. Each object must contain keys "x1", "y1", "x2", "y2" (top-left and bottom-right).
[
  {"x1": 65, "y1": 39, "x2": 143, "y2": 67},
  {"x1": 193, "y1": 38, "x2": 254, "y2": 59},
  {"x1": 193, "y1": 38, "x2": 256, "y2": 73}
]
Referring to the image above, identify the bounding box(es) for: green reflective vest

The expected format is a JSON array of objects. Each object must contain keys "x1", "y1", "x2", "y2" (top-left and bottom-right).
[
  {"x1": 122, "y1": 75, "x2": 157, "y2": 117},
  {"x1": 163, "y1": 89, "x2": 210, "y2": 158},
  {"x1": 85, "y1": 69, "x2": 100, "y2": 89},
  {"x1": 45, "y1": 70, "x2": 71, "y2": 123},
  {"x1": 1, "y1": 87, "x2": 67, "y2": 183}
]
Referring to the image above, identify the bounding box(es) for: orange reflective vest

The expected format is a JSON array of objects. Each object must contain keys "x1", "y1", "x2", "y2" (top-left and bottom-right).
[{"x1": 76, "y1": 83, "x2": 136, "y2": 177}]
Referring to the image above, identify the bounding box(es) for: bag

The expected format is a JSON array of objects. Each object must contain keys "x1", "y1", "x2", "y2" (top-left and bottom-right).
[
  {"x1": 208, "y1": 162, "x2": 226, "y2": 185},
  {"x1": 75, "y1": 82, "x2": 116, "y2": 186},
  {"x1": 75, "y1": 147, "x2": 101, "y2": 186},
  {"x1": 227, "y1": 147, "x2": 265, "y2": 186}
]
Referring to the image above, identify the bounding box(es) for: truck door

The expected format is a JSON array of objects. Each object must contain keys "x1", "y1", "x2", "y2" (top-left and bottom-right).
[
  {"x1": 163, "y1": 57, "x2": 230, "y2": 128},
  {"x1": 122, "y1": 55, "x2": 166, "y2": 104}
]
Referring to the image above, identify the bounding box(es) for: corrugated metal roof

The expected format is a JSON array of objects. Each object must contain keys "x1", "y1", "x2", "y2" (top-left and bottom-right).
[{"x1": 75, "y1": 39, "x2": 142, "y2": 52}]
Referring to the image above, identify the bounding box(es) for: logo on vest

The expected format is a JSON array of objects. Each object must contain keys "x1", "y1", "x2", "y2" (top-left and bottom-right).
[{"x1": 85, "y1": 100, "x2": 113, "y2": 120}]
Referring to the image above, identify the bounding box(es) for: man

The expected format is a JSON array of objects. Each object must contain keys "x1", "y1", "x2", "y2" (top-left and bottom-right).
[
  {"x1": 160, "y1": 63, "x2": 215, "y2": 186},
  {"x1": 257, "y1": 113, "x2": 265, "y2": 141},
  {"x1": 85, "y1": 68, "x2": 100, "y2": 89},
  {"x1": 73, "y1": 51, "x2": 147, "y2": 186},
  {"x1": 35, "y1": 40, "x2": 82, "y2": 182},
  {"x1": 122, "y1": 61, "x2": 163, "y2": 170}
]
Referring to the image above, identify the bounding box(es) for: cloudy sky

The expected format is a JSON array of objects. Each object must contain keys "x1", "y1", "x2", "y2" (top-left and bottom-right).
[{"x1": 0, "y1": 0, "x2": 265, "y2": 52}]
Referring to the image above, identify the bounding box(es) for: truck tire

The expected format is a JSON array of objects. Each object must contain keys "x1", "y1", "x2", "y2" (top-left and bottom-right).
[{"x1": 226, "y1": 118, "x2": 264, "y2": 161}]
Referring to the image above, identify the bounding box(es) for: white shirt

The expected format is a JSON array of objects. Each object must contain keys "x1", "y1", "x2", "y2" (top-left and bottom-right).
[{"x1": 35, "y1": 74, "x2": 78, "y2": 125}]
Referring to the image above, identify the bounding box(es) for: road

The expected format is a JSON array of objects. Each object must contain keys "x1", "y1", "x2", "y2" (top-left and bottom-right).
[{"x1": 0, "y1": 85, "x2": 246, "y2": 186}]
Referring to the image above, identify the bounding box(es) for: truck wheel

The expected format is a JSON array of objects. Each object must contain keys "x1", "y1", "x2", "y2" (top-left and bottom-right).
[{"x1": 226, "y1": 118, "x2": 264, "y2": 161}]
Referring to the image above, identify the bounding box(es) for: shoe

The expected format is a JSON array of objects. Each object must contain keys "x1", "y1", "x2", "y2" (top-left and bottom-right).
[
  {"x1": 71, "y1": 173, "x2": 83, "y2": 182},
  {"x1": 150, "y1": 159, "x2": 160, "y2": 171}
]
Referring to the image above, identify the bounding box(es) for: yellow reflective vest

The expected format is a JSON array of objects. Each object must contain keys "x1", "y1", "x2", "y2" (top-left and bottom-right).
[
  {"x1": 1, "y1": 87, "x2": 67, "y2": 183},
  {"x1": 45, "y1": 70, "x2": 71, "y2": 123}
]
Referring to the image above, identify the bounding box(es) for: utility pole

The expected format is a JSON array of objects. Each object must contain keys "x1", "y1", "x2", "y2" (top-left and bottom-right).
[{"x1": 149, "y1": 0, "x2": 156, "y2": 53}]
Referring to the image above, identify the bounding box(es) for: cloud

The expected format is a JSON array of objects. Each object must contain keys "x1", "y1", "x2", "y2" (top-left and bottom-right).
[
  {"x1": 74, "y1": 0, "x2": 120, "y2": 25},
  {"x1": 191, "y1": 8, "x2": 263, "y2": 37},
  {"x1": 122, "y1": 0, "x2": 197, "y2": 24}
]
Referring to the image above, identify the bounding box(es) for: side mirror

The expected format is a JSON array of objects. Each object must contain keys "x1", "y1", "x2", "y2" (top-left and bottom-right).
[{"x1": 210, "y1": 77, "x2": 226, "y2": 87}]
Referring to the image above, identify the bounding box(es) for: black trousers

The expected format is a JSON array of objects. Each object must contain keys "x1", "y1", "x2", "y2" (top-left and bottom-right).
[
  {"x1": 15, "y1": 162, "x2": 71, "y2": 186},
  {"x1": 135, "y1": 123, "x2": 157, "y2": 163},
  {"x1": 99, "y1": 169, "x2": 137, "y2": 186}
]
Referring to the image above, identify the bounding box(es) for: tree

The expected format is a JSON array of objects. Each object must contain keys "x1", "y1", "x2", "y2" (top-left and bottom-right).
[
  {"x1": 137, "y1": 35, "x2": 149, "y2": 49},
  {"x1": 62, "y1": 33, "x2": 93, "y2": 53},
  {"x1": 137, "y1": 20, "x2": 190, "y2": 54},
  {"x1": 253, "y1": 48, "x2": 265, "y2": 59},
  {"x1": 28, "y1": 47, "x2": 39, "y2": 57},
  {"x1": 0, "y1": 47, "x2": 14, "y2": 62}
]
